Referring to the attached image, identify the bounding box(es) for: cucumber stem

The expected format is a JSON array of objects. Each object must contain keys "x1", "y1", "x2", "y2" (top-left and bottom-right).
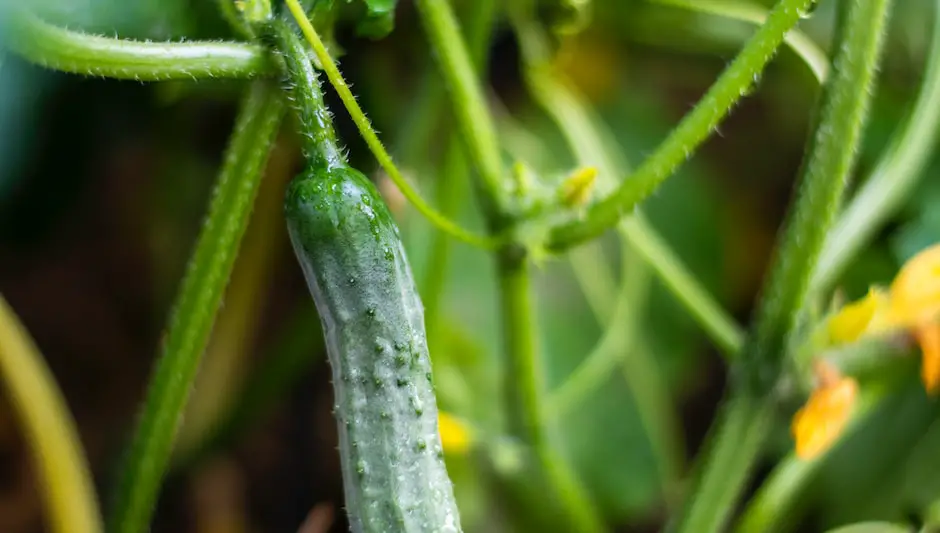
[{"x1": 263, "y1": 20, "x2": 345, "y2": 172}]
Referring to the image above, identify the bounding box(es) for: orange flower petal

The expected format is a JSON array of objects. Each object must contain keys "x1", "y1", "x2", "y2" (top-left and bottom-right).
[
  {"x1": 791, "y1": 364, "x2": 858, "y2": 460},
  {"x1": 916, "y1": 322, "x2": 940, "y2": 395}
]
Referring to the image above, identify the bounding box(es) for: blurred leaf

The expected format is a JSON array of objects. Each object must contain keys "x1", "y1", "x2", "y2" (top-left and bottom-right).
[
  {"x1": 836, "y1": 244, "x2": 898, "y2": 301},
  {"x1": 898, "y1": 418, "x2": 940, "y2": 515},
  {"x1": 890, "y1": 175, "x2": 940, "y2": 264},
  {"x1": 537, "y1": 0, "x2": 594, "y2": 35},
  {"x1": 307, "y1": 0, "x2": 398, "y2": 38}
]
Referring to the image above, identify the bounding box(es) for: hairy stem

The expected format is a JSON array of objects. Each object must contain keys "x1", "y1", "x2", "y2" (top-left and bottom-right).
[
  {"x1": 513, "y1": 15, "x2": 687, "y2": 489},
  {"x1": 545, "y1": 0, "x2": 819, "y2": 251},
  {"x1": 742, "y1": 0, "x2": 894, "y2": 393},
  {"x1": 812, "y1": 0, "x2": 940, "y2": 293},
  {"x1": 649, "y1": 0, "x2": 829, "y2": 83},
  {"x1": 3, "y1": 8, "x2": 271, "y2": 81},
  {"x1": 107, "y1": 82, "x2": 284, "y2": 533},
  {"x1": 526, "y1": 64, "x2": 744, "y2": 354},
  {"x1": 282, "y1": 0, "x2": 498, "y2": 249},
  {"x1": 669, "y1": 393, "x2": 773, "y2": 533},
  {"x1": 672, "y1": 0, "x2": 895, "y2": 530}
]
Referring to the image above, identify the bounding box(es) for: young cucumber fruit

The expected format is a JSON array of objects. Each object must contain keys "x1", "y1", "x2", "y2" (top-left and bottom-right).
[{"x1": 263, "y1": 20, "x2": 462, "y2": 533}]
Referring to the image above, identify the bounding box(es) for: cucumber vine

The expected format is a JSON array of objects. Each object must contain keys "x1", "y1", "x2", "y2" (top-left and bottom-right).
[{"x1": 1, "y1": 0, "x2": 934, "y2": 532}]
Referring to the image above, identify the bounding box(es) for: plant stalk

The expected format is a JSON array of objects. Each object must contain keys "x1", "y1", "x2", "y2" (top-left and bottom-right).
[
  {"x1": 672, "y1": 0, "x2": 894, "y2": 530},
  {"x1": 499, "y1": 255, "x2": 607, "y2": 533},
  {"x1": 107, "y1": 81, "x2": 284, "y2": 533},
  {"x1": 413, "y1": 0, "x2": 508, "y2": 223},
  {"x1": 812, "y1": 0, "x2": 940, "y2": 293},
  {"x1": 3, "y1": 8, "x2": 270, "y2": 81},
  {"x1": 420, "y1": 0, "x2": 498, "y2": 336}
]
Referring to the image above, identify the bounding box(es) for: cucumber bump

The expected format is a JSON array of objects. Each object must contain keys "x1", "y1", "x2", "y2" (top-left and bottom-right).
[{"x1": 263, "y1": 19, "x2": 463, "y2": 533}]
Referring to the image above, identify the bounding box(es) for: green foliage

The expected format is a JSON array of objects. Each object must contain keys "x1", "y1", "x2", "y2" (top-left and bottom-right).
[{"x1": 2, "y1": 0, "x2": 939, "y2": 532}]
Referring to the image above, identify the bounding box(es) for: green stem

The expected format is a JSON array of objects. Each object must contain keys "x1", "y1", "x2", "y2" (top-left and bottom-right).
[
  {"x1": 172, "y1": 112, "x2": 291, "y2": 460},
  {"x1": 107, "y1": 81, "x2": 284, "y2": 533},
  {"x1": 3, "y1": 8, "x2": 271, "y2": 81},
  {"x1": 282, "y1": 0, "x2": 499, "y2": 250},
  {"x1": 0, "y1": 296, "x2": 103, "y2": 533},
  {"x1": 742, "y1": 0, "x2": 893, "y2": 391},
  {"x1": 673, "y1": 1, "x2": 894, "y2": 531},
  {"x1": 736, "y1": 454, "x2": 820, "y2": 533},
  {"x1": 261, "y1": 19, "x2": 344, "y2": 170},
  {"x1": 649, "y1": 0, "x2": 829, "y2": 83},
  {"x1": 421, "y1": 0, "x2": 498, "y2": 336},
  {"x1": 499, "y1": 256, "x2": 608, "y2": 533},
  {"x1": 513, "y1": 15, "x2": 686, "y2": 488},
  {"x1": 414, "y1": 0, "x2": 508, "y2": 222},
  {"x1": 669, "y1": 393, "x2": 774, "y2": 533},
  {"x1": 812, "y1": 0, "x2": 940, "y2": 293},
  {"x1": 514, "y1": 17, "x2": 744, "y2": 356},
  {"x1": 545, "y1": 0, "x2": 819, "y2": 251}
]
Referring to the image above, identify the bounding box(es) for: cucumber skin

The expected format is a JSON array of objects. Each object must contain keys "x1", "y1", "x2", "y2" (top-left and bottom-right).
[{"x1": 285, "y1": 165, "x2": 462, "y2": 533}]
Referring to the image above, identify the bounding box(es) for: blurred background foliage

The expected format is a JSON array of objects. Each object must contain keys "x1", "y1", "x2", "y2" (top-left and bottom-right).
[{"x1": 0, "y1": 0, "x2": 937, "y2": 531}]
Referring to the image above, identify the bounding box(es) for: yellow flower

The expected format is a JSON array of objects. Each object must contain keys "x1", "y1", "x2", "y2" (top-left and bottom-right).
[
  {"x1": 791, "y1": 360, "x2": 858, "y2": 460},
  {"x1": 557, "y1": 166, "x2": 598, "y2": 208},
  {"x1": 826, "y1": 287, "x2": 888, "y2": 345},
  {"x1": 883, "y1": 243, "x2": 940, "y2": 394},
  {"x1": 883, "y1": 243, "x2": 940, "y2": 327},
  {"x1": 438, "y1": 412, "x2": 473, "y2": 455},
  {"x1": 822, "y1": 244, "x2": 940, "y2": 394}
]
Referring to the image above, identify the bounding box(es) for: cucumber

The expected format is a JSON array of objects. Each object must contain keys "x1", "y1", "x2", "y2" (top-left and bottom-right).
[{"x1": 263, "y1": 20, "x2": 463, "y2": 533}]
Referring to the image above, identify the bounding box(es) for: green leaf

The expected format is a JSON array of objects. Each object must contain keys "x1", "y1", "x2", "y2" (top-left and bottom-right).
[
  {"x1": 896, "y1": 416, "x2": 940, "y2": 519},
  {"x1": 357, "y1": 0, "x2": 396, "y2": 36},
  {"x1": 537, "y1": 0, "x2": 594, "y2": 34},
  {"x1": 890, "y1": 177, "x2": 940, "y2": 264}
]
